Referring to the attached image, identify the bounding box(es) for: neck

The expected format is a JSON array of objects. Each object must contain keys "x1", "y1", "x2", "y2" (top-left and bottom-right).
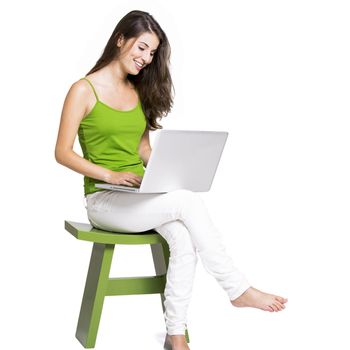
[{"x1": 103, "y1": 61, "x2": 130, "y2": 88}]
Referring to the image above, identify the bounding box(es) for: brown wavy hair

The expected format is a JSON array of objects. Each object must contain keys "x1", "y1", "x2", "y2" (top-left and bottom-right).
[{"x1": 85, "y1": 10, "x2": 174, "y2": 130}]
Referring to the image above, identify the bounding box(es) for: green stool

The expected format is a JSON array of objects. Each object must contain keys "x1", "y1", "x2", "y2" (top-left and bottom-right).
[{"x1": 64, "y1": 220, "x2": 190, "y2": 348}]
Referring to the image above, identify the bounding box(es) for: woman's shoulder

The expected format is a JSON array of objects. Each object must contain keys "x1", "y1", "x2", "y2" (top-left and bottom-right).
[
  {"x1": 69, "y1": 75, "x2": 98, "y2": 102},
  {"x1": 73, "y1": 74, "x2": 95, "y2": 89},
  {"x1": 62, "y1": 76, "x2": 97, "y2": 119}
]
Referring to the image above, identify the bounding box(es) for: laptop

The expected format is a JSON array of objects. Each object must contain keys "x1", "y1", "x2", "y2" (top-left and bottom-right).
[{"x1": 95, "y1": 129, "x2": 229, "y2": 193}]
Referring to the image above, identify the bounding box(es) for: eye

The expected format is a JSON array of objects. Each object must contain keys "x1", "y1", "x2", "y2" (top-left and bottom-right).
[{"x1": 138, "y1": 47, "x2": 145, "y2": 51}]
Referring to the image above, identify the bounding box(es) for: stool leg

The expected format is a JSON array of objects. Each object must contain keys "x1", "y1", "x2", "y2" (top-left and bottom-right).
[
  {"x1": 151, "y1": 242, "x2": 190, "y2": 344},
  {"x1": 76, "y1": 243, "x2": 114, "y2": 348}
]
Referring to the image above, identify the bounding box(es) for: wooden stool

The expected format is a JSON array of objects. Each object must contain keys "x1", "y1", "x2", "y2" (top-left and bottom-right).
[{"x1": 65, "y1": 220, "x2": 190, "y2": 348}]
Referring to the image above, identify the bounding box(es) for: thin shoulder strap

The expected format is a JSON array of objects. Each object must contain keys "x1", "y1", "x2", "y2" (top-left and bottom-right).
[{"x1": 80, "y1": 77, "x2": 99, "y2": 102}]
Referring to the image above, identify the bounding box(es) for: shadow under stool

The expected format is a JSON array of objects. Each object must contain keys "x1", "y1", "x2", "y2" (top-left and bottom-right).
[{"x1": 64, "y1": 220, "x2": 190, "y2": 348}]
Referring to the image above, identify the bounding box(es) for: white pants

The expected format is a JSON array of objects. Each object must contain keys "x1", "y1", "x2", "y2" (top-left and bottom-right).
[{"x1": 85, "y1": 189, "x2": 250, "y2": 335}]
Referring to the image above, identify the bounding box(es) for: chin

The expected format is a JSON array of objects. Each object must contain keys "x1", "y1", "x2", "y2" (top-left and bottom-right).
[{"x1": 128, "y1": 68, "x2": 141, "y2": 76}]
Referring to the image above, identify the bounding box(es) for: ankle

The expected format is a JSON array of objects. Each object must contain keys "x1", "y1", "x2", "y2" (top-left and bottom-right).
[{"x1": 169, "y1": 334, "x2": 187, "y2": 344}]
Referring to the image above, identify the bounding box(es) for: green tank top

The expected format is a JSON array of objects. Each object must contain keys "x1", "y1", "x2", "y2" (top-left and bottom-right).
[{"x1": 78, "y1": 77, "x2": 147, "y2": 196}]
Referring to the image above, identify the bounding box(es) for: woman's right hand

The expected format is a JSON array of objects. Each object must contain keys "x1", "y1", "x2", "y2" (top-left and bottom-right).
[{"x1": 105, "y1": 171, "x2": 143, "y2": 187}]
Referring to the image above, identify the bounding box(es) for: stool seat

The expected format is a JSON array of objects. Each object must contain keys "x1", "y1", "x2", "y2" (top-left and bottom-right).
[
  {"x1": 65, "y1": 220, "x2": 166, "y2": 245},
  {"x1": 64, "y1": 220, "x2": 190, "y2": 348}
]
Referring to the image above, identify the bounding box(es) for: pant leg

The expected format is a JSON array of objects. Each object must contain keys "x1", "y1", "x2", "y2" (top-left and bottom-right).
[
  {"x1": 154, "y1": 220, "x2": 198, "y2": 335},
  {"x1": 86, "y1": 189, "x2": 250, "y2": 300}
]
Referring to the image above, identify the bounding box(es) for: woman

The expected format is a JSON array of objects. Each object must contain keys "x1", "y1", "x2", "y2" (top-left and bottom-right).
[{"x1": 55, "y1": 10, "x2": 287, "y2": 350}]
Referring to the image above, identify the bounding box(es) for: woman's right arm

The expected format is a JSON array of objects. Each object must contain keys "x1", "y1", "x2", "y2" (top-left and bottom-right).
[{"x1": 54, "y1": 80, "x2": 142, "y2": 187}]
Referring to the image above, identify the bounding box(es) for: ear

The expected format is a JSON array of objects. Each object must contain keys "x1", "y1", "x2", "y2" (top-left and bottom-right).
[{"x1": 116, "y1": 34, "x2": 125, "y2": 48}]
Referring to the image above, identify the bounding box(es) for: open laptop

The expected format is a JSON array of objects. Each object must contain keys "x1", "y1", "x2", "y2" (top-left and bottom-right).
[{"x1": 95, "y1": 129, "x2": 228, "y2": 193}]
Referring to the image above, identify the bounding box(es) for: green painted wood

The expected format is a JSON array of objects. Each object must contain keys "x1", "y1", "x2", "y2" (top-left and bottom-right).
[
  {"x1": 76, "y1": 243, "x2": 114, "y2": 348},
  {"x1": 151, "y1": 242, "x2": 168, "y2": 323},
  {"x1": 65, "y1": 221, "x2": 190, "y2": 346},
  {"x1": 65, "y1": 220, "x2": 166, "y2": 245},
  {"x1": 106, "y1": 275, "x2": 166, "y2": 295},
  {"x1": 185, "y1": 325, "x2": 190, "y2": 343}
]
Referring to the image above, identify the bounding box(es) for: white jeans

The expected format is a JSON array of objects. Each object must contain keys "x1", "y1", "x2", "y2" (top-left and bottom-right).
[{"x1": 85, "y1": 189, "x2": 250, "y2": 335}]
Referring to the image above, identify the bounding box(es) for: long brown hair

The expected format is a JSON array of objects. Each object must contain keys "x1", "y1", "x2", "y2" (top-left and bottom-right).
[{"x1": 86, "y1": 10, "x2": 174, "y2": 130}]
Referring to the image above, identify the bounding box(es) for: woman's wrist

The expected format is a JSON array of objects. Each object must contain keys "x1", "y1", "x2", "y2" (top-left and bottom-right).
[{"x1": 102, "y1": 169, "x2": 113, "y2": 183}]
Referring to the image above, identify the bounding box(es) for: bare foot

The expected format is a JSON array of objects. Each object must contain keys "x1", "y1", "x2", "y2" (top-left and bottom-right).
[
  {"x1": 231, "y1": 287, "x2": 288, "y2": 312},
  {"x1": 165, "y1": 334, "x2": 190, "y2": 350}
]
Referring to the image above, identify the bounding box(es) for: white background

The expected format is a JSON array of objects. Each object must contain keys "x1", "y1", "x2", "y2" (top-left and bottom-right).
[{"x1": 1, "y1": 0, "x2": 350, "y2": 349}]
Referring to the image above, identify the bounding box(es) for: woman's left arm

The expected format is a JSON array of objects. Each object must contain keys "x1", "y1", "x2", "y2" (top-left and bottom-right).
[{"x1": 138, "y1": 127, "x2": 152, "y2": 167}]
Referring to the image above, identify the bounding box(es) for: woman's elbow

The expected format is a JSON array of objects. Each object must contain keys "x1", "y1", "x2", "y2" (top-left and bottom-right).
[
  {"x1": 55, "y1": 147, "x2": 69, "y2": 165},
  {"x1": 55, "y1": 148, "x2": 63, "y2": 164},
  {"x1": 139, "y1": 148, "x2": 152, "y2": 166}
]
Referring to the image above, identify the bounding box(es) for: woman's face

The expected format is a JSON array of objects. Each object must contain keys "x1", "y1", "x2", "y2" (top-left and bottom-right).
[{"x1": 117, "y1": 31, "x2": 160, "y2": 75}]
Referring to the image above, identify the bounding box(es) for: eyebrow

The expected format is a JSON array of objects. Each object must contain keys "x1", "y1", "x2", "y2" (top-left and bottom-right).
[{"x1": 139, "y1": 41, "x2": 157, "y2": 52}]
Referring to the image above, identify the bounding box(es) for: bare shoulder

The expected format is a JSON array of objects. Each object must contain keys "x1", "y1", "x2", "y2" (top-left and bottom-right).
[
  {"x1": 63, "y1": 77, "x2": 96, "y2": 119},
  {"x1": 70, "y1": 77, "x2": 93, "y2": 99}
]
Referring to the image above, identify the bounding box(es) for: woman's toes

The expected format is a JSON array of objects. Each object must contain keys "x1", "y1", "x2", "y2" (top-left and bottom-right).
[
  {"x1": 275, "y1": 302, "x2": 283, "y2": 311},
  {"x1": 267, "y1": 305, "x2": 275, "y2": 312},
  {"x1": 271, "y1": 303, "x2": 279, "y2": 312},
  {"x1": 278, "y1": 303, "x2": 285, "y2": 310},
  {"x1": 231, "y1": 287, "x2": 288, "y2": 313},
  {"x1": 276, "y1": 296, "x2": 288, "y2": 304},
  {"x1": 275, "y1": 299, "x2": 285, "y2": 310}
]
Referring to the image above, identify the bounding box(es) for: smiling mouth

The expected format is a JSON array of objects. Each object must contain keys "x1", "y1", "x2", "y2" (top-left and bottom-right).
[{"x1": 134, "y1": 60, "x2": 144, "y2": 68}]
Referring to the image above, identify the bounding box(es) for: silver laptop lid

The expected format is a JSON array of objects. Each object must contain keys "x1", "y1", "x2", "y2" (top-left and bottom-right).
[{"x1": 138, "y1": 129, "x2": 228, "y2": 193}]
